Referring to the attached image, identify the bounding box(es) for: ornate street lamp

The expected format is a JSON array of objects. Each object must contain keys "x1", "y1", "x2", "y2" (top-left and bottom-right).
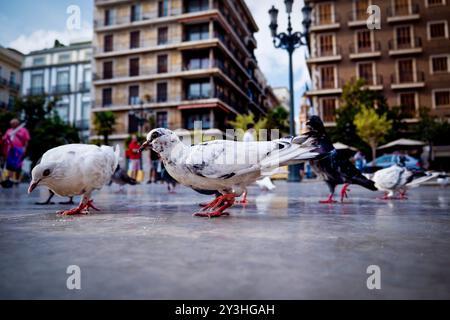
[{"x1": 268, "y1": 0, "x2": 312, "y2": 182}]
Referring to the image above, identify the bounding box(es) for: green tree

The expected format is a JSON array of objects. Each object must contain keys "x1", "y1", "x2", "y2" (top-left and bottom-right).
[
  {"x1": 329, "y1": 79, "x2": 404, "y2": 157},
  {"x1": 93, "y1": 111, "x2": 116, "y2": 145},
  {"x1": 354, "y1": 106, "x2": 393, "y2": 160},
  {"x1": 265, "y1": 106, "x2": 289, "y2": 135},
  {"x1": 228, "y1": 113, "x2": 266, "y2": 131},
  {"x1": 9, "y1": 95, "x2": 80, "y2": 166}
]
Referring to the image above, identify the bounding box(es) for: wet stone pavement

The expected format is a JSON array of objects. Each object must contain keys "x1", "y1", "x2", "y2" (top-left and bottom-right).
[{"x1": 0, "y1": 181, "x2": 449, "y2": 299}]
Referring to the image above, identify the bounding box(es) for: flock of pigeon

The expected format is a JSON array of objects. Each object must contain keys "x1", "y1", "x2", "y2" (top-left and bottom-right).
[{"x1": 27, "y1": 116, "x2": 439, "y2": 218}]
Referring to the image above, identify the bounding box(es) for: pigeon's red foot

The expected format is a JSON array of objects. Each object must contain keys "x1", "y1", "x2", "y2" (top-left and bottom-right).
[
  {"x1": 58, "y1": 199, "x2": 100, "y2": 215},
  {"x1": 340, "y1": 183, "x2": 350, "y2": 203},
  {"x1": 398, "y1": 190, "x2": 408, "y2": 200},
  {"x1": 193, "y1": 194, "x2": 235, "y2": 218},
  {"x1": 319, "y1": 194, "x2": 337, "y2": 204},
  {"x1": 237, "y1": 191, "x2": 248, "y2": 204}
]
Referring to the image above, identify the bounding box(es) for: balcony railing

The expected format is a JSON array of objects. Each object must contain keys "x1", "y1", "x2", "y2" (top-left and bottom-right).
[
  {"x1": 8, "y1": 81, "x2": 20, "y2": 91},
  {"x1": 52, "y1": 84, "x2": 71, "y2": 95},
  {"x1": 387, "y1": 2, "x2": 420, "y2": 17},
  {"x1": 311, "y1": 13, "x2": 340, "y2": 27},
  {"x1": 313, "y1": 45, "x2": 341, "y2": 58},
  {"x1": 391, "y1": 71, "x2": 425, "y2": 84},
  {"x1": 348, "y1": 9, "x2": 369, "y2": 22},
  {"x1": 94, "y1": 8, "x2": 183, "y2": 28},
  {"x1": 351, "y1": 75, "x2": 384, "y2": 87},
  {"x1": 315, "y1": 78, "x2": 344, "y2": 90},
  {"x1": 94, "y1": 39, "x2": 179, "y2": 54},
  {"x1": 349, "y1": 41, "x2": 381, "y2": 54},
  {"x1": 388, "y1": 37, "x2": 422, "y2": 51},
  {"x1": 27, "y1": 87, "x2": 45, "y2": 96}
]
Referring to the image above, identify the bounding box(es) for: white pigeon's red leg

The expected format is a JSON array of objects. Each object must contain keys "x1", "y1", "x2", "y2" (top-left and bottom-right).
[
  {"x1": 193, "y1": 194, "x2": 235, "y2": 218},
  {"x1": 319, "y1": 193, "x2": 337, "y2": 204},
  {"x1": 399, "y1": 189, "x2": 408, "y2": 200},
  {"x1": 340, "y1": 183, "x2": 350, "y2": 203},
  {"x1": 58, "y1": 195, "x2": 100, "y2": 216},
  {"x1": 237, "y1": 190, "x2": 248, "y2": 204}
]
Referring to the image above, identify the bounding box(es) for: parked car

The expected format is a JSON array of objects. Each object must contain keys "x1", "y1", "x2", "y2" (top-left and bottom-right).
[{"x1": 365, "y1": 154, "x2": 422, "y2": 172}]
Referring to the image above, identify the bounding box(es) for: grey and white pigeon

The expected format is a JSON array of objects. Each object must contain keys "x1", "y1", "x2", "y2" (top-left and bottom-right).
[
  {"x1": 139, "y1": 128, "x2": 324, "y2": 217},
  {"x1": 372, "y1": 156, "x2": 438, "y2": 199},
  {"x1": 28, "y1": 144, "x2": 120, "y2": 215}
]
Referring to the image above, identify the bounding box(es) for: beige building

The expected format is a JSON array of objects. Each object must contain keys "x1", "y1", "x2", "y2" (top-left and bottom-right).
[
  {"x1": 92, "y1": 0, "x2": 278, "y2": 142},
  {"x1": 0, "y1": 46, "x2": 23, "y2": 109},
  {"x1": 306, "y1": 0, "x2": 450, "y2": 126}
]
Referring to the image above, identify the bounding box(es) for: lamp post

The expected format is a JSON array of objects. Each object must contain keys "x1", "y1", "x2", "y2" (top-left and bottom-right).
[{"x1": 269, "y1": 0, "x2": 312, "y2": 182}]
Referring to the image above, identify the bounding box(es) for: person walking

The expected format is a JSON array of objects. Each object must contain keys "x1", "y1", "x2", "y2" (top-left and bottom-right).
[
  {"x1": 126, "y1": 135, "x2": 141, "y2": 181},
  {"x1": 2, "y1": 119, "x2": 30, "y2": 185}
]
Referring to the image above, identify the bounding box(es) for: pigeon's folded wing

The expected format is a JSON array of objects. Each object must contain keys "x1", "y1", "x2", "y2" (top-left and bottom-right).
[
  {"x1": 183, "y1": 137, "x2": 319, "y2": 179},
  {"x1": 374, "y1": 166, "x2": 412, "y2": 189}
]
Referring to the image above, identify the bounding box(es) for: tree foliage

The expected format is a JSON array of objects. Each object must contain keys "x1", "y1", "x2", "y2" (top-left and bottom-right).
[
  {"x1": 93, "y1": 111, "x2": 116, "y2": 145},
  {"x1": 354, "y1": 106, "x2": 393, "y2": 160}
]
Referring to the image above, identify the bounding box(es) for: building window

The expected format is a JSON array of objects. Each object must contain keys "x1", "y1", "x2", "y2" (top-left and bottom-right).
[
  {"x1": 358, "y1": 62, "x2": 374, "y2": 85},
  {"x1": 103, "y1": 61, "x2": 113, "y2": 79},
  {"x1": 102, "y1": 88, "x2": 112, "y2": 107},
  {"x1": 158, "y1": 27, "x2": 168, "y2": 45},
  {"x1": 428, "y1": 21, "x2": 448, "y2": 39},
  {"x1": 30, "y1": 73, "x2": 44, "y2": 93},
  {"x1": 397, "y1": 59, "x2": 414, "y2": 83},
  {"x1": 356, "y1": 30, "x2": 373, "y2": 52},
  {"x1": 187, "y1": 81, "x2": 211, "y2": 99},
  {"x1": 395, "y1": 25, "x2": 412, "y2": 48},
  {"x1": 128, "y1": 85, "x2": 140, "y2": 105},
  {"x1": 185, "y1": 0, "x2": 209, "y2": 13},
  {"x1": 104, "y1": 34, "x2": 113, "y2": 52},
  {"x1": 431, "y1": 55, "x2": 449, "y2": 73},
  {"x1": 399, "y1": 92, "x2": 417, "y2": 117},
  {"x1": 185, "y1": 112, "x2": 210, "y2": 129},
  {"x1": 434, "y1": 90, "x2": 450, "y2": 108},
  {"x1": 81, "y1": 101, "x2": 91, "y2": 130},
  {"x1": 32, "y1": 56, "x2": 45, "y2": 66},
  {"x1": 129, "y1": 58, "x2": 140, "y2": 77},
  {"x1": 157, "y1": 82, "x2": 168, "y2": 102},
  {"x1": 320, "y1": 66, "x2": 336, "y2": 89},
  {"x1": 316, "y1": 3, "x2": 334, "y2": 24},
  {"x1": 56, "y1": 70, "x2": 70, "y2": 93},
  {"x1": 318, "y1": 34, "x2": 334, "y2": 56},
  {"x1": 9, "y1": 72, "x2": 16, "y2": 85},
  {"x1": 321, "y1": 98, "x2": 336, "y2": 122},
  {"x1": 56, "y1": 102, "x2": 70, "y2": 122},
  {"x1": 185, "y1": 23, "x2": 209, "y2": 41},
  {"x1": 426, "y1": 0, "x2": 445, "y2": 6},
  {"x1": 158, "y1": 0, "x2": 169, "y2": 17},
  {"x1": 353, "y1": 0, "x2": 369, "y2": 20},
  {"x1": 185, "y1": 54, "x2": 209, "y2": 70},
  {"x1": 156, "y1": 111, "x2": 168, "y2": 128},
  {"x1": 157, "y1": 54, "x2": 168, "y2": 73},
  {"x1": 130, "y1": 4, "x2": 141, "y2": 22},
  {"x1": 58, "y1": 53, "x2": 71, "y2": 63},
  {"x1": 393, "y1": 0, "x2": 411, "y2": 15},
  {"x1": 104, "y1": 9, "x2": 114, "y2": 26},
  {"x1": 130, "y1": 31, "x2": 140, "y2": 49}
]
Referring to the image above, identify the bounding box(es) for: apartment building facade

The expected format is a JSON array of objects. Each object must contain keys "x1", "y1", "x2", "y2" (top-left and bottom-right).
[
  {"x1": 306, "y1": 0, "x2": 450, "y2": 126},
  {"x1": 0, "y1": 46, "x2": 23, "y2": 109},
  {"x1": 21, "y1": 42, "x2": 93, "y2": 141},
  {"x1": 92, "y1": 0, "x2": 277, "y2": 142}
]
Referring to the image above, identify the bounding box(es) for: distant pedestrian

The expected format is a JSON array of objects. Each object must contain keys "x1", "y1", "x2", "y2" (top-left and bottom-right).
[
  {"x1": 243, "y1": 123, "x2": 255, "y2": 142},
  {"x1": 160, "y1": 161, "x2": 177, "y2": 193},
  {"x1": 2, "y1": 118, "x2": 30, "y2": 184},
  {"x1": 126, "y1": 135, "x2": 141, "y2": 180},
  {"x1": 147, "y1": 149, "x2": 161, "y2": 183}
]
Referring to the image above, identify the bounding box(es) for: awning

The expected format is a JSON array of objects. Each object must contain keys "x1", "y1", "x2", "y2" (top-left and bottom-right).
[{"x1": 377, "y1": 138, "x2": 425, "y2": 150}]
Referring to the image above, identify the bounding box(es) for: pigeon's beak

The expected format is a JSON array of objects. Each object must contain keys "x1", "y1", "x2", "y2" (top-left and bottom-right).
[
  {"x1": 139, "y1": 140, "x2": 150, "y2": 153},
  {"x1": 27, "y1": 179, "x2": 40, "y2": 194}
]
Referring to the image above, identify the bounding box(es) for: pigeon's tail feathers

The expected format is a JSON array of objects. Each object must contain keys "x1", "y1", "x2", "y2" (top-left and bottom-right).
[
  {"x1": 406, "y1": 172, "x2": 439, "y2": 188},
  {"x1": 353, "y1": 175, "x2": 378, "y2": 191}
]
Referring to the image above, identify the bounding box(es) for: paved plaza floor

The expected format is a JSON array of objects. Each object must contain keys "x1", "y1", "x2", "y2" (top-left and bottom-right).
[{"x1": 0, "y1": 181, "x2": 449, "y2": 299}]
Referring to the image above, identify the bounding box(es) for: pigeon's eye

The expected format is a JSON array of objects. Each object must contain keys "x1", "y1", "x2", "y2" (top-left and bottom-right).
[
  {"x1": 151, "y1": 132, "x2": 161, "y2": 140},
  {"x1": 43, "y1": 169, "x2": 51, "y2": 177}
]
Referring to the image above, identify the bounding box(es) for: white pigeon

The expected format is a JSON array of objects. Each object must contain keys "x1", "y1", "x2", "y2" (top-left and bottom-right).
[
  {"x1": 139, "y1": 128, "x2": 323, "y2": 217},
  {"x1": 28, "y1": 144, "x2": 120, "y2": 215},
  {"x1": 372, "y1": 156, "x2": 438, "y2": 199}
]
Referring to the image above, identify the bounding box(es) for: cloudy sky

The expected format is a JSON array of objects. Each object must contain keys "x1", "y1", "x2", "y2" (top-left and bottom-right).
[{"x1": 0, "y1": 0, "x2": 310, "y2": 118}]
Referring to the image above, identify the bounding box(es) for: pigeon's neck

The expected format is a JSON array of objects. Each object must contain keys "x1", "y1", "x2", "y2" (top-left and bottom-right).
[{"x1": 159, "y1": 140, "x2": 187, "y2": 162}]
